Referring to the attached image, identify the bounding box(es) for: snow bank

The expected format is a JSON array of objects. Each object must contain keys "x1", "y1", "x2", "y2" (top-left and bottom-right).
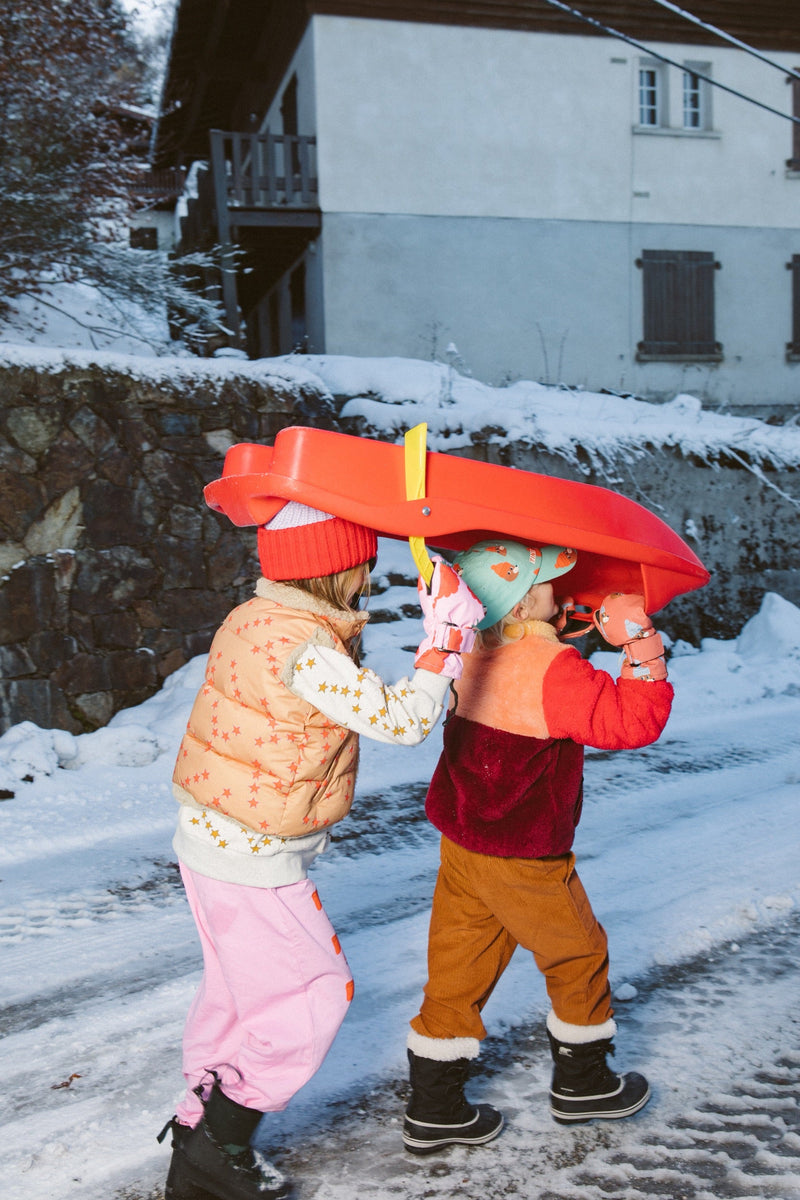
[{"x1": 1, "y1": 343, "x2": 799, "y2": 470}]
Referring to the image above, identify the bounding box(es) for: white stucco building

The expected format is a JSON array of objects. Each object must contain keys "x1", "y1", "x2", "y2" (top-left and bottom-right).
[{"x1": 155, "y1": 1, "x2": 800, "y2": 414}]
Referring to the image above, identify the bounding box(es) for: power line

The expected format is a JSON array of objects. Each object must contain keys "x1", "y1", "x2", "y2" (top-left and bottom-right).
[
  {"x1": 645, "y1": 0, "x2": 800, "y2": 83},
  {"x1": 535, "y1": 0, "x2": 800, "y2": 126}
]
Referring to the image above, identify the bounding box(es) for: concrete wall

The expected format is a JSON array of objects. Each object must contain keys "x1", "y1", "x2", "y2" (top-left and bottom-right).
[
  {"x1": 311, "y1": 17, "x2": 800, "y2": 227},
  {"x1": 319, "y1": 212, "x2": 800, "y2": 406}
]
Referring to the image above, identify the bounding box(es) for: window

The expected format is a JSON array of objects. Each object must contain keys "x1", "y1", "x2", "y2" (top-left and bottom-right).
[
  {"x1": 638, "y1": 62, "x2": 666, "y2": 127},
  {"x1": 636, "y1": 250, "x2": 722, "y2": 360},
  {"x1": 787, "y1": 255, "x2": 800, "y2": 360},
  {"x1": 682, "y1": 63, "x2": 711, "y2": 131},
  {"x1": 636, "y1": 59, "x2": 715, "y2": 134}
]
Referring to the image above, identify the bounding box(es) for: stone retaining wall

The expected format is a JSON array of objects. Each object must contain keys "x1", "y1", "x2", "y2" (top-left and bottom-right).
[
  {"x1": 1, "y1": 361, "x2": 797, "y2": 733},
  {"x1": 0, "y1": 362, "x2": 333, "y2": 733}
]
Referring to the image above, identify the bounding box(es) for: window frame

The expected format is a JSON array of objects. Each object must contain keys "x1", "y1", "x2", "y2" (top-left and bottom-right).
[
  {"x1": 682, "y1": 61, "x2": 712, "y2": 132},
  {"x1": 637, "y1": 59, "x2": 667, "y2": 129}
]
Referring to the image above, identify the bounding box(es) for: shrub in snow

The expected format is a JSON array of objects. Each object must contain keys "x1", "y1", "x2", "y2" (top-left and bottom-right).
[{"x1": 736, "y1": 593, "x2": 800, "y2": 660}]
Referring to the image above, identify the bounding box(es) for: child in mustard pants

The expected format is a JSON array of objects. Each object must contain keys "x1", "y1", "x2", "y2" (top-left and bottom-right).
[{"x1": 404, "y1": 540, "x2": 673, "y2": 1153}]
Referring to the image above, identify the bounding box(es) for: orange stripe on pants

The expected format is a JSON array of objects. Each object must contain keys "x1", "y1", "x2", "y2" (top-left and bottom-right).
[{"x1": 411, "y1": 835, "x2": 612, "y2": 1042}]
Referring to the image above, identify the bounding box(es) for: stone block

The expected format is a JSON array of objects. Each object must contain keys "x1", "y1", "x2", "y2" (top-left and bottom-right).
[
  {"x1": 40, "y1": 432, "x2": 94, "y2": 499},
  {"x1": 27, "y1": 632, "x2": 79, "y2": 673},
  {"x1": 154, "y1": 535, "x2": 206, "y2": 589},
  {"x1": 0, "y1": 558, "x2": 58, "y2": 643},
  {"x1": 82, "y1": 479, "x2": 152, "y2": 548},
  {"x1": 93, "y1": 611, "x2": 141, "y2": 648},
  {"x1": 141, "y1": 449, "x2": 201, "y2": 504},
  {"x1": 23, "y1": 487, "x2": 83, "y2": 556},
  {"x1": 52, "y1": 652, "x2": 112, "y2": 693},
  {"x1": 6, "y1": 408, "x2": 62, "y2": 457},
  {"x1": 0, "y1": 471, "x2": 46, "y2": 541},
  {"x1": 156, "y1": 588, "x2": 229, "y2": 633},
  {"x1": 72, "y1": 548, "x2": 160, "y2": 615},
  {"x1": 72, "y1": 691, "x2": 115, "y2": 728},
  {"x1": 0, "y1": 643, "x2": 36, "y2": 677},
  {"x1": 169, "y1": 505, "x2": 204, "y2": 541},
  {"x1": 108, "y1": 648, "x2": 158, "y2": 690}
]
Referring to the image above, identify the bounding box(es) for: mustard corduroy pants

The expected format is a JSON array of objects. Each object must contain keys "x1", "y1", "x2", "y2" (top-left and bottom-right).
[{"x1": 411, "y1": 835, "x2": 613, "y2": 1041}]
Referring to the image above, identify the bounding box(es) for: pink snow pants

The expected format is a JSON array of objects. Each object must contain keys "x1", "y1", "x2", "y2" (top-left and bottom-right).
[{"x1": 176, "y1": 864, "x2": 354, "y2": 1124}]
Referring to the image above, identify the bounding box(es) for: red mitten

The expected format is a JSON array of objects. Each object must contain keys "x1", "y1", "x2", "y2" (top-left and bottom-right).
[
  {"x1": 594, "y1": 593, "x2": 668, "y2": 682},
  {"x1": 415, "y1": 557, "x2": 485, "y2": 679}
]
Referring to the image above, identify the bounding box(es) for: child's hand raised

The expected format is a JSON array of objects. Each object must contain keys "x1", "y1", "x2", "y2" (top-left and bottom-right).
[
  {"x1": 415, "y1": 558, "x2": 485, "y2": 679},
  {"x1": 593, "y1": 593, "x2": 668, "y2": 682}
]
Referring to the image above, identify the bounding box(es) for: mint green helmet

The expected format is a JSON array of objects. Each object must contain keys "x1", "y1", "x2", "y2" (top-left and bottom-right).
[{"x1": 454, "y1": 540, "x2": 577, "y2": 630}]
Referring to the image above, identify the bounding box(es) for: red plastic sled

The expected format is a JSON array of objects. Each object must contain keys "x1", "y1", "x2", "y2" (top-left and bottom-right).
[{"x1": 204, "y1": 426, "x2": 710, "y2": 615}]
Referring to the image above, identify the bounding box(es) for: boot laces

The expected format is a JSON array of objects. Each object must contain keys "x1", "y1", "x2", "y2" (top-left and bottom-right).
[
  {"x1": 580, "y1": 1039, "x2": 619, "y2": 1090},
  {"x1": 441, "y1": 1060, "x2": 474, "y2": 1119}
]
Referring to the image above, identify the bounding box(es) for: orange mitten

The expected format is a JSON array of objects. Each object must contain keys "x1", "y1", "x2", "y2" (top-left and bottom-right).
[{"x1": 593, "y1": 593, "x2": 668, "y2": 682}]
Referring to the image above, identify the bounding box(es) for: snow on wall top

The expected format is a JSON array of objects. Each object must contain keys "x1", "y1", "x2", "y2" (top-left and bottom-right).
[{"x1": 2, "y1": 342, "x2": 799, "y2": 471}]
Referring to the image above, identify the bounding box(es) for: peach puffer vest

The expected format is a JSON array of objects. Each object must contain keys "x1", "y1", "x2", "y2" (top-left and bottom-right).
[{"x1": 173, "y1": 580, "x2": 368, "y2": 838}]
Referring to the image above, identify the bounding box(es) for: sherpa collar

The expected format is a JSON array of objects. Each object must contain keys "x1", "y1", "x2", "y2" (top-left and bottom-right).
[{"x1": 255, "y1": 577, "x2": 370, "y2": 640}]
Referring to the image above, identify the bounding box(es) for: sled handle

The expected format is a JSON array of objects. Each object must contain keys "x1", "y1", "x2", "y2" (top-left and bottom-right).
[{"x1": 404, "y1": 423, "x2": 435, "y2": 586}]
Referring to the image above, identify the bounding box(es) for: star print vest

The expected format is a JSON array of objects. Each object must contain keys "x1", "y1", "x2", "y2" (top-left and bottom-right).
[{"x1": 173, "y1": 582, "x2": 367, "y2": 839}]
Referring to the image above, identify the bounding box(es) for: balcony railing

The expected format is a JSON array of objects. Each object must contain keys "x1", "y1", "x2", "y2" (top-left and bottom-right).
[
  {"x1": 129, "y1": 168, "x2": 187, "y2": 201},
  {"x1": 210, "y1": 130, "x2": 319, "y2": 214}
]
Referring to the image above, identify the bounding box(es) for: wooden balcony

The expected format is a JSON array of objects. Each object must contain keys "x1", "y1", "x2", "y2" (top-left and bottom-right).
[
  {"x1": 129, "y1": 168, "x2": 187, "y2": 202},
  {"x1": 210, "y1": 130, "x2": 320, "y2": 234}
]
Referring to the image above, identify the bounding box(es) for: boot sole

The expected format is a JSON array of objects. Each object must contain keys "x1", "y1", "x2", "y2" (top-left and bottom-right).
[
  {"x1": 551, "y1": 1085, "x2": 651, "y2": 1124},
  {"x1": 403, "y1": 1114, "x2": 504, "y2": 1154}
]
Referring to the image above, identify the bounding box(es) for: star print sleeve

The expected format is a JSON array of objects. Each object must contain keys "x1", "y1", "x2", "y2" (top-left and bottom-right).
[{"x1": 285, "y1": 643, "x2": 451, "y2": 744}]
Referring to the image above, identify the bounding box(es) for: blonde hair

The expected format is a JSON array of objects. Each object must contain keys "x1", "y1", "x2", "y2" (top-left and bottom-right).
[
  {"x1": 477, "y1": 612, "x2": 530, "y2": 650},
  {"x1": 284, "y1": 561, "x2": 372, "y2": 661}
]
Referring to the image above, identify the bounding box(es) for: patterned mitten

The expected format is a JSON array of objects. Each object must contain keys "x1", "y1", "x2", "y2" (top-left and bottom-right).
[
  {"x1": 593, "y1": 593, "x2": 668, "y2": 682},
  {"x1": 415, "y1": 557, "x2": 485, "y2": 679}
]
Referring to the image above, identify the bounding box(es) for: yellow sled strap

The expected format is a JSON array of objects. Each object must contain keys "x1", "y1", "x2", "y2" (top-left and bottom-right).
[{"x1": 404, "y1": 423, "x2": 435, "y2": 586}]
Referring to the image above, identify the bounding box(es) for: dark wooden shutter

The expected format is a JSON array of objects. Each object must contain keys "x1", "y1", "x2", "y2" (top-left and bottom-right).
[
  {"x1": 788, "y1": 254, "x2": 800, "y2": 358},
  {"x1": 638, "y1": 250, "x2": 720, "y2": 358},
  {"x1": 789, "y1": 72, "x2": 800, "y2": 170}
]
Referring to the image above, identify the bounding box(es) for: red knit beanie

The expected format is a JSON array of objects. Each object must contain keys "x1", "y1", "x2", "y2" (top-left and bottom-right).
[{"x1": 257, "y1": 501, "x2": 377, "y2": 580}]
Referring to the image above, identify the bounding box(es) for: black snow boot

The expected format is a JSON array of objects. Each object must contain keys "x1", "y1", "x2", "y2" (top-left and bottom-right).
[
  {"x1": 403, "y1": 1048, "x2": 504, "y2": 1154},
  {"x1": 160, "y1": 1078, "x2": 290, "y2": 1200},
  {"x1": 547, "y1": 1025, "x2": 650, "y2": 1124}
]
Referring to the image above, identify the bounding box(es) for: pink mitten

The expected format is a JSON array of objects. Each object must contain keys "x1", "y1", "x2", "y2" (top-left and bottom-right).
[
  {"x1": 415, "y1": 557, "x2": 485, "y2": 679},
  {"x1": 593, "y1": 593, "x2": 668, "y2": 682}
]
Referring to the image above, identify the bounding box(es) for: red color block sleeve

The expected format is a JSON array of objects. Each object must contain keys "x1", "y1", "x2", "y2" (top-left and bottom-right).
[{"x1": 542, "y1": 648, "x2": 673, "y2": 750}]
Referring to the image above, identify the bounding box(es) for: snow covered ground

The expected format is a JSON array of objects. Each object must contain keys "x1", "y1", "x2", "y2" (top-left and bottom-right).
[{"x1": 2, "y1": 538, "x2": 799, "y2": 1200}]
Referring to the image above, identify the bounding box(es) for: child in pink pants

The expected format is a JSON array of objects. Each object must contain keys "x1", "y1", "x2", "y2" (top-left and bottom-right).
[{"x1": 159, "y1": 503, "x2": 483, "y2": 1200}]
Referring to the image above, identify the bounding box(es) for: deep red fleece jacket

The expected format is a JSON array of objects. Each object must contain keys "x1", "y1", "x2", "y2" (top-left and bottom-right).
[{"x1": 425, "y1": 623, "x2": 673, "y2": 858}]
